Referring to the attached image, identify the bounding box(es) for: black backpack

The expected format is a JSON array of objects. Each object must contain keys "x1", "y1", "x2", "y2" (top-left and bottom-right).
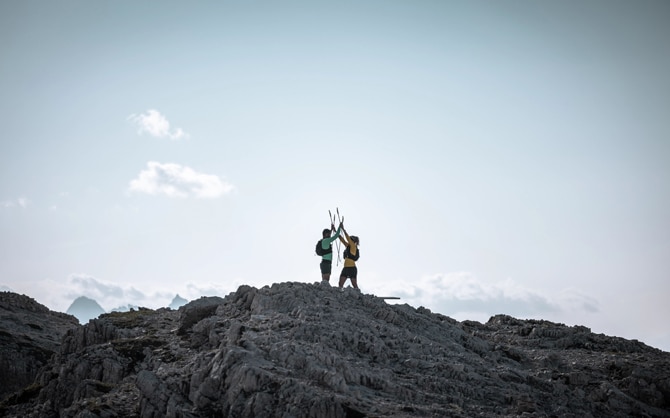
[
  {"x1": 315, "y1": 239, "x2": 332, "y2": 256},
  {"x1": 343, "y1": 246, "x2": 359, "y2": 261}
]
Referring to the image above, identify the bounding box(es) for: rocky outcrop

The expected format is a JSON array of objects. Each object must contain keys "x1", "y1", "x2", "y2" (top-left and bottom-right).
[
  {"x1": 0, "y1": 292, "x2": 80, "y2": 400},
  {"x1": 1, "y1": 282, "x2": 669, "y2": 417}
]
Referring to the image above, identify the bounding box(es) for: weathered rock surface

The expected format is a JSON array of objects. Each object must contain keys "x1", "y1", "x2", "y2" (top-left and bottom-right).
[
  {"x1": 1, "y1": 282, "x2": 669, "y2": 417},
  {"x1": 0, "y1": 292, "x2": 80, "y2": 400}
]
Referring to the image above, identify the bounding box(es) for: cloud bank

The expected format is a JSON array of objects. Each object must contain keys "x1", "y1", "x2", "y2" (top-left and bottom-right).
[
  {"x1": 12, "y1": 273, "x2": 665, "y2": 350},
  {"x1": 60, "y1": 274, "x2": 234, "y2": 312},
  {"x1": 51, "y1": 272, "x2": 598, "y2": 322},
  {"x1": 128, "y1": 109, "x2": 189, "y2": 140},
  {"x1": 373, "y1": 273, "x2": 600, "y2": 323},
  {"x1": 129, "y1": 161, "x2": 234, "y2": 198}
]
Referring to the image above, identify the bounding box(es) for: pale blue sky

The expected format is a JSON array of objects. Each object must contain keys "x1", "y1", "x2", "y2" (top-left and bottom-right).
[{"x1": 1, "y1": 1, "x2": 669, "y2": 351}]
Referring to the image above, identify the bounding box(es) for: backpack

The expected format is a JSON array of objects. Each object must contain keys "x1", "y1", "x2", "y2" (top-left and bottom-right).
[
  {"x1": 315, "y1": 239, "x2": 332, "y2": 256},
  {"x1": 343, "y1": 246, "x2": 359, "y2": 261}
]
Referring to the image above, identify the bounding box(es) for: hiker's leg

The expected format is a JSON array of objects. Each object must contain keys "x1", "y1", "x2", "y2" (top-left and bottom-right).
[
  {"x1": 338, "y1": 267, "x2": 348, "y2": 288},
  {"x1": 351, "y1": 267, "x2": 359, "y2": 289},
  {"x1": 321, "y1": 261, "x2": 332, "y2": 283}
]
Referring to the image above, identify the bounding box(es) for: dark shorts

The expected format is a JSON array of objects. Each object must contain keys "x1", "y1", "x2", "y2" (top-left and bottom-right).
[
  {"x1": 320, "y1": 260, "x2": 332, "y2": 274},
  {"x1": 339, "y1": 266, "x2": 358, "y2": 279}
]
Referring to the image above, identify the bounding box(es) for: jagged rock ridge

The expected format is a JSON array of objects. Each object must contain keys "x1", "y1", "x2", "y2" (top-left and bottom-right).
[
  {"x1": 1, "y1": 282, "x2": 669, "y2": 417},
  {"x1": 0, "y1": 292, "x2": 80, "y2": 400}
]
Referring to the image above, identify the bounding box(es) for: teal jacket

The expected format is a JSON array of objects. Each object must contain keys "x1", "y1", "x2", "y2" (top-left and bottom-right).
[{"x1": 321, "y1": 226, "x2": 342, "y2": 261}]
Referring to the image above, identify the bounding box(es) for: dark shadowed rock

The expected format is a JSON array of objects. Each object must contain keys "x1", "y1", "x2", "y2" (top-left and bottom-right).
[
  {"x1": 0, "y1": 292, "x2": 80, "y2": 400},
  {"x1": 1, "y1": 282, "x2": 669, "y2": 417},
  {"x1": 177, "y1": 295, "x2": 224, "y2": 336}
]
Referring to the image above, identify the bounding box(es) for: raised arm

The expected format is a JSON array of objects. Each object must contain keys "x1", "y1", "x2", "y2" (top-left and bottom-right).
[
  {"x1": 326, "y1": 222, "x2": 344, "y2": 244},
  {"x1": 338, "y1": 225, "x2": 351, "y2": 245}
]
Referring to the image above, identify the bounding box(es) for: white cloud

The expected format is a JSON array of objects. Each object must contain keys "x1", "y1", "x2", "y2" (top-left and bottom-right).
[
  {"x1": 128, "y1": 109, "x2": 189, "y2": 140},
  {"x1": 1, "y1": 197, "x2": 29, "y2": 208},
  {"x1": 371, "y1": 272, "x2": 599, "y2": 322},
  {"x1": 129, "y1": 161, "x2": 234, "y2": 198},
  {"x1": 69, "y1": 274, "x2": 125, "y2": 299}
]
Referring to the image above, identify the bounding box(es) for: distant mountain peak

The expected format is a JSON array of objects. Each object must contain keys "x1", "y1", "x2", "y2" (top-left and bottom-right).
[
  {"x1": 169, "y1": 294, "x2": 188, "y2": 310},
  {"x1": 66, "y1": 296, "x2": 105, "y2": 323}
]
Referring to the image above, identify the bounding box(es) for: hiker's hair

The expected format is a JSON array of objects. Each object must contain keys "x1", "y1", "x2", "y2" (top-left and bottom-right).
[
  {"x1": 322, "y1": 228, "x2": 331, "y2": 238},
  {"x1": 351, "y1": 236, "x2": 359, "y2": 245}
]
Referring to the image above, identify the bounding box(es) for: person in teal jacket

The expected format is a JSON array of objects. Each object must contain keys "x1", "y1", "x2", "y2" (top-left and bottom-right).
[{"x1": 319, "y1": 221, "x2": 343, "y2": 285}]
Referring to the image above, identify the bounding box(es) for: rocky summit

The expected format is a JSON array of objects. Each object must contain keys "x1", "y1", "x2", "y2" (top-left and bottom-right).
[{"x1": 1, "y1": 282, "x2": 669, "y2": 418}]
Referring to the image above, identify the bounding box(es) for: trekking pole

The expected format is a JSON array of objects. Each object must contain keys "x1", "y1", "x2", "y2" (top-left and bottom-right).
[
  {"x1": 329, "y1": 210, "x2": 341, "y2": 265},
  {"x1": 336, "y1": 207, "x2": 343, "y2": 265}
]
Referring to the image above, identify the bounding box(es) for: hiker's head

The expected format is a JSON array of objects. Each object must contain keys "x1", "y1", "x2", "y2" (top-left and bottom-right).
[
  {"x1": 322, "y1": 228, "x2": 331, "y2": 238},
  {"x1": 351, "y1": 236, "x2": 359, "y2": 246}
]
